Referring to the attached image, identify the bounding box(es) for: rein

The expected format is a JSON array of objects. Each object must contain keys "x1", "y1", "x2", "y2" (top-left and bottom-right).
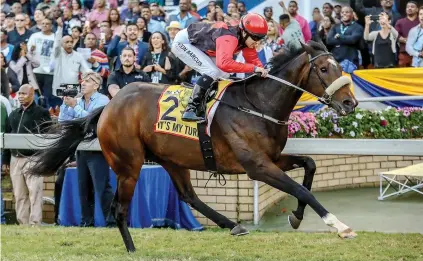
[{"x1": 215, "y1": 51, "x2": 349, "y2": 125}]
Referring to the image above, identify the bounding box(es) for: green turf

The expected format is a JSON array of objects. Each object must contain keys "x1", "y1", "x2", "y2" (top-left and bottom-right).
[{"x1": 1, "y1": 225, "x2": 422, "y2": 261}]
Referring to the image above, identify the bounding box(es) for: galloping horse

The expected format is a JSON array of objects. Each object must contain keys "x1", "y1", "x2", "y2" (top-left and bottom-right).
[{"x1": 29, "y1": 42, "x2": 358, "y2": 252}]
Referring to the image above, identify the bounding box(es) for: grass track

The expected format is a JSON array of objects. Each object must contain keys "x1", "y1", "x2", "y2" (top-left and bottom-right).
[{"x1": 1, "y1": 225, "x2": 423, "y2": 261}]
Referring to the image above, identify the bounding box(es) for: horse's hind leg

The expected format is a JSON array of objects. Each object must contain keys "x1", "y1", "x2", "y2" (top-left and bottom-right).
[
  {"x1": 102, "y1": 139, "x2": 144, "y2": 252},
  {"x1": 161, "y1": 163, "x2": 248, "y2": 235},
  {"x1": 275, "y1": 155, "x2": 316, "y2": 229}
]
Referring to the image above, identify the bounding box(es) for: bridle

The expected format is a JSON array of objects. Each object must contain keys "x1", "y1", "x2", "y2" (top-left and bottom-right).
[{"x1": 215, "y1": 49, "x2": 352, "y2": 125}]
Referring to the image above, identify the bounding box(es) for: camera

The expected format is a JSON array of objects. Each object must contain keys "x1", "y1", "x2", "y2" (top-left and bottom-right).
[
  {"x1": 57, "y1": 84, "x2": 80, "y2": 98},
  {"x1": 370, "y1": 15, "x2": 379, "y2": 21}
]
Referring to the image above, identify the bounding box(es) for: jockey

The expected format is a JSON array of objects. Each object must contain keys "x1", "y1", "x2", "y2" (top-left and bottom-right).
[{"x1": 171, "y1": 13, "x2": 269, "y2": 122}]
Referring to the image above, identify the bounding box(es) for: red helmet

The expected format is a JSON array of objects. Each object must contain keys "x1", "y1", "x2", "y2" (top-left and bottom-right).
[{"x1": 239, "y1": 13, "x2": 268, "y2": 41}]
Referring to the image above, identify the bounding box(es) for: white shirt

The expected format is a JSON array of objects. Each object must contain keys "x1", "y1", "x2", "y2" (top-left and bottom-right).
[
  {"x1": 27, "y1": 32, "x2": 56, "y2": 75},
  {"x1": 51, "y1": 27, "x2": 92, "y2": 96}
]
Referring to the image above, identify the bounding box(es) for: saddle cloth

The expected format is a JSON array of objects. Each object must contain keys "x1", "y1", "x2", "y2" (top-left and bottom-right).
[{"x1": 155, "y1": 80, "x2": 232, "y2": 140}]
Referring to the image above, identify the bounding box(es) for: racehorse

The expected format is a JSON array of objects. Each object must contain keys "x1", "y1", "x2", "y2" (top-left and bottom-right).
[{"x1": 28, "y1": 41, "x2": 358, "y2": 252}]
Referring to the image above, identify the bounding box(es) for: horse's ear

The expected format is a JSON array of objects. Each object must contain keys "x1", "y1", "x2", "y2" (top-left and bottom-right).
[{"x1": 300, "y1": 41, "x2": 314, "y2": 55}]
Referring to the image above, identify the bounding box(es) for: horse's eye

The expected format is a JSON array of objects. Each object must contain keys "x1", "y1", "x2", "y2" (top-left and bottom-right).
[{"x1": 320, "y1": 67, "x2": 328, "y2": 73}]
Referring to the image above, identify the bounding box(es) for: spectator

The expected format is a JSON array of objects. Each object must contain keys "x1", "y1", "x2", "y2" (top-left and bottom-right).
[
  {"x1": 28, "y1": 18, "x2": 55, "y2": 107},
  {"x1": 136, "y1": 17, "x2": 151, "y2": 43},
  {"x1": 23, "y1": 14, "x2": 32, "y2": 30},
  {"x1": 227, "y1": 2, "x2": 237, "y2": 16},
  {"x1": 107, "y1": 47, "x2": 151, "y2": 97},
  {"x1": 279, "y1": 14, "x2": 304, "y2": 50},
  {"x1": 2, "y1": 52, "x2": 20, "y2": 99},
  {"x1": 327, "y1": 6, "x2": 364, "y2": 69},
  {"x1": 36, "y1": 0, "x2": 56, "y2": 11},
  {"x1": 107, "y1": 22, "x2": 148, "y2": 71},
  {"x1": 263, "y1": 6, "x2": 274, "y2": 23},
  {"x1": 395, "y1": 1, "x2": 420, "y2": 67},
  {"x1": 99, "y1": 27, "x2": 112, "y2": 53},
  {"x1": 108, "y1": 8, "x2": 123, "y2": 36},
  {"x1": 8, "y1": 42, "x2": 40, "y2": 93},
  {"x1": 166, "y1": 21, "x2": 181, "y2": 47},
  {"x1": 1, "y1": 28, "x2": 14, "y2": 62},
  {"x1": 237, "y1": 1, "x2": 247, "y2": 16},
  {"x1": 187, "y1": 0, "x2": 200, "y2": 19},
  {"x1": 141, "y1": 5, "x2": 165, "y2": 34},
  {"x1": 51, "y1": 18, "x2": 92, "y2": 98},
  {"x1": 1, "y1": 0, "x2": 10, "y2": 13},
  {"x1": 4, "y1": 13, "x2": 15, "y2": 33},
  {"x1": 207, "y1": 1, "x2": 216, "y2": 13},
  {"x1": 120, "y1": 0, "x2": 140, "y2": 23},
  {"x1": 1, "y1": 84, "x2": 51, "y2": 226},
  {"x1": 0, "y1": 94, "x2": 10, "y2": 224},
  {"x1": 0, "y1": 11, "x2": 6, "y2": 26},
  {"x1": 309, "y1": 8, "x2": 322, "y2": 37},
  {"x1": 167, "y1": 0, "x2": 197, "y2": 30},
  {"x1": 58, "y1": 72, "x2": 114, "y2": 227},
  {"x1": 334, "y1": 4, "x2": 342, "y2": 23},
  {"x1": 150, "y1": 3, "x2": 166, "y2": 23},
  {"x1": 70, "y1": 26, "x2": 83, "y2": 50},
  {"x1": 84, "y1": 32, "x2": 109, "y2": 93},
  {"x1": 30, "y1": 9, "x2": 46, "y2": 33},
  {"x1": 279, "y1": 1, "x2": 312, "y2": 43},
  {"x1": 86, "y1": 0, "x2": 109, "y2": 38},
  {"x1": 265, "y1": 20, "x2": 282, "y2": 52},
  {"x1": 142, "y1": 32, "x2": 174, "y2": 84},
  {"x1": 71, "y1": 0, "x2": 86, "y2": 22},
  {"x1": 315, "y1": 15, "x2": 336, "y2": 51},
  {"x1": 11, "y1": 2, "x2": 23, "y2": 15},
  {"x1": 1, "y1": 52, "x2": 11, "y2": 97},
  {"x1": 406, "y1": 6, "x2": 423, "y2": 67},
  {"x1": 354, "y1": 0, "x2": 402, "y2": 31},
  {"x1": 364, "y1": 13, "x2": 398, "y2": 68},
  {"x1": 322, "y1": 2, "x2": 334, "y2": 17},
  {"x1": 62, "y1": 6, "x2": 82, "y2": 36},
  {"x1": 7, "y1": 13, "x2": 32, "y2": 46}
]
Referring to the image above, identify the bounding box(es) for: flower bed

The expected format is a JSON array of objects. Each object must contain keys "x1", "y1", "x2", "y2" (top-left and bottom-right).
[{"x1": 289, "y1": 107, "x2": 423, "y2": 139}]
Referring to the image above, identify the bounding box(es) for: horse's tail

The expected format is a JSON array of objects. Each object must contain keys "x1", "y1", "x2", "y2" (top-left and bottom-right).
[{"x1": 27, "y1": 106, "x2": 106, "y2": 176}]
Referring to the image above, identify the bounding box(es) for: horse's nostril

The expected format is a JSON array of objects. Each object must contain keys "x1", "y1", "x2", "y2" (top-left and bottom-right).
[{"x1": 343, "y1": 99, "x2": 354, "y2": 107}]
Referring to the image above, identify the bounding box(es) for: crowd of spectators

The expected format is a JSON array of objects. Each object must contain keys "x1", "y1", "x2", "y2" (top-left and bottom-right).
[{"x1": 1, "y1": 0, "x2": 423, "y2": 226}]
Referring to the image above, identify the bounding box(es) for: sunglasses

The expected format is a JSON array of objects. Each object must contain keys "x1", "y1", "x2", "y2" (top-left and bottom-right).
[{"x1": 15, "y1": 19, "x2": 25, "y2": 21}]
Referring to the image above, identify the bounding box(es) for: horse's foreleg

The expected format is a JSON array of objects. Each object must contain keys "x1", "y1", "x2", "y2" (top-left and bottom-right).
[
  {"x1": 162, "y1": 163, "x2": 247, "y2": 235},
  {"x1": 275, "y1": 155, "x2": 316, "y2": 229},
  {"x1": 233, "y1": 147, "x2": 356, "y2": 238}
]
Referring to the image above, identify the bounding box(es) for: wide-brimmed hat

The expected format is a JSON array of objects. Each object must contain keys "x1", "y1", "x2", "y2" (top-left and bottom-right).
[{"x1": 166, "y1": 21, "x2": 181, "y2": 31}]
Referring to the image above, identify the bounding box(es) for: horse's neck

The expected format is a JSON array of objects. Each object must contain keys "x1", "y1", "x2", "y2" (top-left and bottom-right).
[{"x1": 257, "y1": 54, "x2": 309, "y2": 121}]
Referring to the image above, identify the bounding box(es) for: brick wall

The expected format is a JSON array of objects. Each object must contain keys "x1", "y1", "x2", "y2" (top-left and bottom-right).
[{"x1": 5, "y1": 155, "x2": 422, "y2": 226}]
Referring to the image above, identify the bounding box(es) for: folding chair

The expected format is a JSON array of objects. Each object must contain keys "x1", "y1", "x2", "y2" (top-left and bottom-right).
[{"x1": 378, "y1": 163, "x2": 423, "y2": 200}]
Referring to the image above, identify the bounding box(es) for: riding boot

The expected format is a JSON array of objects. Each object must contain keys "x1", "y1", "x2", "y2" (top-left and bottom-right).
[{"x1": 182, "y1": 75, "x2": 215, "y2": 122}]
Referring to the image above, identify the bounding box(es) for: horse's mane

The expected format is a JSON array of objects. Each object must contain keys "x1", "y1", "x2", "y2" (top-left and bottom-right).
[{"x1": 269, "y1": 41, "x2": 328, "y2": 73}]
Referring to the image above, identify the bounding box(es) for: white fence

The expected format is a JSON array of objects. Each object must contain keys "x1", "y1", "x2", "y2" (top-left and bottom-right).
[{"x1": 1, "y1": 133, "x2": 422, "y2": 225}]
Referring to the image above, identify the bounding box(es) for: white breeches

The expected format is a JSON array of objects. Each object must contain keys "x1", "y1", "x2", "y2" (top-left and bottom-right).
[{"x1": 171, "y1": 29, "x2": 230, "y2": 81}]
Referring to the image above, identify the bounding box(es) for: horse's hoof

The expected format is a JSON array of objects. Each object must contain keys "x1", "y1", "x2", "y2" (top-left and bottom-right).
[
  {"x1": 338, "y1": 228, "x2": 357, "y2": 239},
  {"x1": 288, "y1": 213, "x2": 302, "y2": 230},
  {"x1": 231, "y1": 224, "x2": 249, "y2": 236}
]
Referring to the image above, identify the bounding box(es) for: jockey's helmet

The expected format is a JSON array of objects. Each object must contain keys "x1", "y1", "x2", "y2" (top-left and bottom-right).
[{"x1": 239, "y1": 13, "x2": 268, "y2": 41}]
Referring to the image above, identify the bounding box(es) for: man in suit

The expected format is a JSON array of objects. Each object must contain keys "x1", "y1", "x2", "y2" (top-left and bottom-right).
[
  {"x1": 167, "y1": 0, "x2": 198, "y2": 29},
  {"x1": 107, "y1": 23, "x2": 148, "y2": 71}
]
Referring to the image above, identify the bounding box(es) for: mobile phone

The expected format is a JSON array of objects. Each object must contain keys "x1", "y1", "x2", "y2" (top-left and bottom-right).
[
  {"x1": 370, "y1": 15, "x2": 379, "y2": 21},
  {"x1": 100, "y1": 32, "x2": 105, "y2": 41}
]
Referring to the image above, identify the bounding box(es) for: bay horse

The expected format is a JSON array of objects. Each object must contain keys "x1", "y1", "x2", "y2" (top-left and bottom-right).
[{"x1": 29, "y1": 42, "x2": 358, "y2": 252}]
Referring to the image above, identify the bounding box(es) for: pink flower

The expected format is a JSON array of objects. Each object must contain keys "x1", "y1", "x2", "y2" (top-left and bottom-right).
[{"x1": 380, "y1": 120, "x2": 388, "y2": 127}]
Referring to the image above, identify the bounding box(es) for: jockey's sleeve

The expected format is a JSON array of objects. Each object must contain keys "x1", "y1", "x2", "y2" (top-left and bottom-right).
[
  {"x1": 241, "y1": 47, "x2": 263, "y2": 68},
  {"x1": 215, "y1": 35, "x2": 255, "y2": 73}
]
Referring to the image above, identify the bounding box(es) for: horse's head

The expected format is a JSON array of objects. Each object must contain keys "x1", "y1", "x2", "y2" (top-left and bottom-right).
[{"x1": 300, "y1": 42, "x2": 358, "y2": 115}]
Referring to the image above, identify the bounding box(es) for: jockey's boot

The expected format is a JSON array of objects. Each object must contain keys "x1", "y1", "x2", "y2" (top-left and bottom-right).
[{"x1": 182, "y1": 75, "x2": 214, "y2": 122}]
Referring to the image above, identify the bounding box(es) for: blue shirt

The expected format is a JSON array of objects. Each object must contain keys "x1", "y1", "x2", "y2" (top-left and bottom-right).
[
  {"x1": 176, "y1": 12, "x2": 192, "y2": 29},
  {"x1": 148, "y1": 19, "x2": 165, "y2": 34},
  {"x1": 58, "y1": 92, "x2": 109, "y2": 122}
]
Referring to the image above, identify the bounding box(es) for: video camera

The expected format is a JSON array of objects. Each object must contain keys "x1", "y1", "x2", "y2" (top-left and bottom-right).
[{"x1": 56, "y1": 84, "x2": 80, "y2": 98}]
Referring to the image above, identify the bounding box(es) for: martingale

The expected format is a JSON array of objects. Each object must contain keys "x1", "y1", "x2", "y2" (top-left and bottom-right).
[{"x1": 154, "y1": 80, "x2": 232, "y2": 140}]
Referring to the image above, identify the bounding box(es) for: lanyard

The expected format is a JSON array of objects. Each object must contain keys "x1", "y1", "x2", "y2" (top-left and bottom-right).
[
  {"x1": 340, "y1": 22, "x2": 353, "y2": 35},
  {"x1": 152, "y1": 52, "x2": 161, "y2": 64}
]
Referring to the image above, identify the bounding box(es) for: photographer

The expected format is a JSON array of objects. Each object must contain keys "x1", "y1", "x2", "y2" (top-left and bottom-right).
[
  {"x1": 58, "y1": 72, "x2": 114, "y2": 227},
  {"x1": 364, "y1": 13, "x2": 398, "y2": 68}
]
